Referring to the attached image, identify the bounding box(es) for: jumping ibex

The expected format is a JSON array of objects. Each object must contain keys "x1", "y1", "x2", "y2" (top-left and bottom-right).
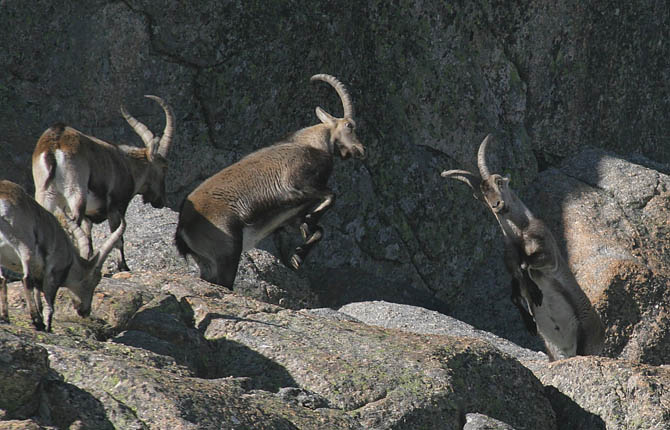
[
  {"x1": 32, "y1": 95, "x2": 175, "y2": 272},
  {"x1": 175, "y1": 74, "x2": 365, "y2": 287},
  {"x1": 0, "y1": 180, "x2": 125, "y2": 332},
  {"x1": 442, "y1": 135, "x2": 605, "y2": 360}
]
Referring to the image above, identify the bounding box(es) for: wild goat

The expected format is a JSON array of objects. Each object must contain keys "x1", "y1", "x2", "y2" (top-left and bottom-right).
[
  {"x1": 442, "y1": 135, "x2": 605, "y2": 360},
  {"x1": 175, "y1": 74, "x2": 365, "y2": 287},
  {"x1": 0, "y1": 180, "x2": 125, "y2": 332},
  {"x1": 32, "y1": 95, "x2": 175, "y2": 272}
]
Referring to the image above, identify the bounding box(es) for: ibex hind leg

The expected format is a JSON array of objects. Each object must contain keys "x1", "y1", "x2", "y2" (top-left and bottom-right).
[
  {"x1": 195, "y1": 246, "x2": 241, "y2": 289},
  {"x1": 108, "y1": 212, "x2": 129, "y2": 272}
]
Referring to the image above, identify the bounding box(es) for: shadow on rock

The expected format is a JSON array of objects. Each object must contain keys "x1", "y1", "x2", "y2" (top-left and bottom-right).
[
  {"x1": 43, "y1": 378, "x2": 116, "y2": 430},
  {"x1": 543, "y1": 385, "x2": 606, "y2": 430},
  {"x1": 112, "y1": 294, "x2": 298, "y2": 392}
]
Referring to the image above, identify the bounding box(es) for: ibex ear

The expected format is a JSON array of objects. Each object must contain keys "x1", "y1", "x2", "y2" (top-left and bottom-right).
[{"x1": 315, "y1": 107, "x2": 336, "y2": 127}]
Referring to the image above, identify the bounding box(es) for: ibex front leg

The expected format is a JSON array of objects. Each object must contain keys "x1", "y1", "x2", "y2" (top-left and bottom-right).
[{"x1": 290, "y1": 192, "x2": 335, "y2": 270}]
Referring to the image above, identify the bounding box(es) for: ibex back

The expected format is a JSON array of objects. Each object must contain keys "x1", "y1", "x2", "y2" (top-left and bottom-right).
[{"x1": 175, "y1": 74, "x2": 365, "y2": 287}]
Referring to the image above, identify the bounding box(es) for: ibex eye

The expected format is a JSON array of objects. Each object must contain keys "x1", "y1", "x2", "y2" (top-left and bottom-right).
[{"x1": 345, "y1": 122, "x2": 353, "y2": 129}]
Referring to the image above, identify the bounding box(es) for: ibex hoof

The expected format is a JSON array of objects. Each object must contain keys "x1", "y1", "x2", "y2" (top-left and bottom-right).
[
  {"x1": 32, "y1": 319, "x2": 46, "y2": 331},
  {"x1": 300, "y1": 222, "x2": 311, "y2": 241},
  {"x1": 0, "y1": 316, "x2": 9, "y2": 324},
  {"x1": 289, "y1": 254, "x2": 303, "y2": 271}
]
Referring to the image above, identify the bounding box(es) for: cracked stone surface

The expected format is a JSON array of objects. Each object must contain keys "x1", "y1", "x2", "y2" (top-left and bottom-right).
[
  {"x1": 2, "y1": 1, "x2": 670, "y2": 427},
  {"x1": 1, "y1": 273, "x2": 557, "y2": 430}
]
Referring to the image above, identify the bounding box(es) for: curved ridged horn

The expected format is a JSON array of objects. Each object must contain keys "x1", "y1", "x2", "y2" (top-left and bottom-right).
[
  {"x1": 92, "y1": 219, "x2": 126, "y2": 272},
  {"x1": 441, "y1": 169, "x2": 484, "y2": 201},
  {"x1": 477, "y1": 134, "x2": 493, "y2": 180},
  {"x1": 144, "y1": 95, "x2": 175, "y2": 159},
  {"x1": 120, "y1": 103, "x2": 156, "y2": 149},
  {"x1": 62, "y1": 215, "x2": 91, "y2": 259},
  {"x1": 310, "y1": 74, "x2": 354, "y2": 119}
]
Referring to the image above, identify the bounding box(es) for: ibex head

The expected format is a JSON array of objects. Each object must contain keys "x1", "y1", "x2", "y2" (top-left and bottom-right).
[
  {"x1": 311, "y1": 74, "x2": 365, "y2": 160},
  {"x1": 63, "y1": 216, "x2": 126, "y2": 317},
  {"x1": 441, "y1": 134, "x2": 513, "y2": 214},
  {"x1": 120, "y1": 95, "x2": 175, "y2": 208}
]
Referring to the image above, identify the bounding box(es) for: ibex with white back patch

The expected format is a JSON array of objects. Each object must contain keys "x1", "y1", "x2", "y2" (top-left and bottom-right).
[
  {"x1": 442, "y1": 135, "x2": 605, "y2": 360},
  {"x1": 32, "y1": 95, "x2": 174, "y2": 272},
  {"x1": 175, "y1": 74, "x2": 365, "y2": 287},
  {"x1": 0, "y1": 180, "x2": 124, "y2": 332}
]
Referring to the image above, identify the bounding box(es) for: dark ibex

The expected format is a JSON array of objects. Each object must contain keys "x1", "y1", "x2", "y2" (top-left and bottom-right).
[
  {"x1": 32, "y1": 95, "x2": 175, "y2": 272},
  {"x1": 442, "y1": 135, "x2": 605, "y2": 360},
  {"x1": 175, "y1": 74, "x2": 365, "y2": 287},
  {"x1": 0, "y1": 180, "x2": 124, "y2": 332}
]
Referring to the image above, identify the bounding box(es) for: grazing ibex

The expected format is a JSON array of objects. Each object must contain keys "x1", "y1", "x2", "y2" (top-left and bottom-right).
[
  {"x1": 32, "y1": 95, "x2": 175, "y2": 272},
  {"x1": 0, "y1": 180, "x2": 125, "y2": 332},
  {"x1": 175, "y1": 74, "x2": 365, "y2": 287},
  {"x1": 442, "y1": 135, "x2": 605, "y2": 360}
]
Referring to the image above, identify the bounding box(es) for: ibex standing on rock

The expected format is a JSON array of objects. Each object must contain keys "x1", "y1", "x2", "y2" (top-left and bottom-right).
[
  {"x1": 442, "y1": 135, "x2": 605, "y2": 360},
  {"x1": 0, "y1": 180, "x2": 125, "y2": 332},
  {"x1": 175, "y1": 74, "x2": 365, "y2": 287},
  {"x1": 32, "y1": 95, "x2": 175, "y2": 272}
]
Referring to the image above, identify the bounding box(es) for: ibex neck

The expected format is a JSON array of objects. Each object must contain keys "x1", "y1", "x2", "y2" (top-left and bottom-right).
[
  {"x1": 291, "y1": 124, "x2": 332, "y2": 154},
  {"x1": 495, "y1": 192, "x2": 534, "y2": 239}
]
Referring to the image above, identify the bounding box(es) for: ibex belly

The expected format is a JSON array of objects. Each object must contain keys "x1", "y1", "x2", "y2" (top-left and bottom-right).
[
  {"x1": 0, "y1": 241, "x2": 45, "y2": 278},
  {"x1": 526, "y1": 283, "x2": 579, "y2": 357},
  {"x1": 242, "y1": 204, "x2": 309, "y2": 252}
]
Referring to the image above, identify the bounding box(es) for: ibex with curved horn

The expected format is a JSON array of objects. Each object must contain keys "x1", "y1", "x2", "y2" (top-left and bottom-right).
[
  {"x1": 442, "y1": 135, "x2": 605, "y2": 360},
  {"x1": 175, "y1": 74, "x2": 365, "y2": 287},
  {"x1": 0, "y1": 180, "x2": 125, "y2": 332},
  {"x1": 32, "y1": 95, "x2": 175, "y2": 272}
]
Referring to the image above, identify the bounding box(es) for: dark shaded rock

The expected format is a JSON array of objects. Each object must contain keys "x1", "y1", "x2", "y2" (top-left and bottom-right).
[{"x1": 0, "y1": 330, "x2": 49, "y2": 419}]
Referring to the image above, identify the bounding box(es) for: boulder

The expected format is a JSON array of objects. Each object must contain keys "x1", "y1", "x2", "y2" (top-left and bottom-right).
[
  {"x1": 1, "y1": 273, "x2": 558, "y2": 430},
  {"x1": 535, "y1": 357, "x2": 670, "y2": 430},
  {"x1": 525, "y1": 148, "x2": 670, "y2": 364},
  {"x1": 0, "y1": 330, "x2": 49, "y2": 420}
]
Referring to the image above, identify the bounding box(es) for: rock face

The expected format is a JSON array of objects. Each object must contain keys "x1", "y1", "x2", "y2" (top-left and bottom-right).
[
  {"x1": 1, "y1": 275, "x2": 558, "y2": 430},
  {"x1": 2, "y1": 1, "x2": 670, "y2": 353},
  {"x1": 2, "y1": 1, "x2": 670, "y2": 428}
]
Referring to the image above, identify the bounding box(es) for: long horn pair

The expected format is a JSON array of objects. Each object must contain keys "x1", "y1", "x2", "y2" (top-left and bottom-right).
[
  {"x1": 310, "y1": 74, "x2": 355, "y2": 119},
  {"x1": 120, "y1": 95, "x2": 175, "y2": 158}
]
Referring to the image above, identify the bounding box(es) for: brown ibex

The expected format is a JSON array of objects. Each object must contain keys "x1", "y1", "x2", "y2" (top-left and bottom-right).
[
  {"x1": 442, "y1": 135, "x2": 605, "y2": 360},
  {"x1": 175, "y1": 74, "x2": 365, "y2": 287},
  {"x1": 0, "y1": 180, "x2": 125, "y2": 332},
  {"x1": 32, "y1": 95, "x2": 175, "y2": 272}
]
